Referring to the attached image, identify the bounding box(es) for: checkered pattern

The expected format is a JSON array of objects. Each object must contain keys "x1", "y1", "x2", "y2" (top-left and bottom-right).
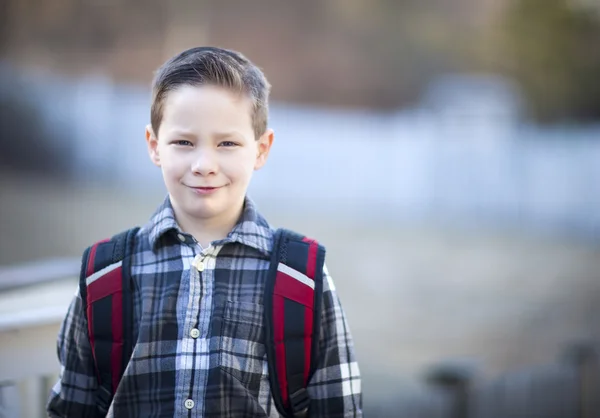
[{"x1": 47, "y1": 196, "x2": 362, "y2": 417}]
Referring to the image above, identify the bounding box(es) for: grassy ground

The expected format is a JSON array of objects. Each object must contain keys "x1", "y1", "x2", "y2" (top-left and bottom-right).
[{"x1": 2, "y1": 172, "x2": 600, "y2": 398}]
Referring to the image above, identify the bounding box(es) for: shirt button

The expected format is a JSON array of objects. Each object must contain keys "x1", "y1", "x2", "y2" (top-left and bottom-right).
[
  {"x1": 190, "y1": 328, "x2": 200, "y2": 339},
  {"x1": 193, "y1": 255, "x2": 205, "y2": 271},
  {"x1": 177, "y1": 233, "x2": 186, "y2": 243},
  {"x1": 184, "y1": 399, "x2": 194, "y2": 409}
]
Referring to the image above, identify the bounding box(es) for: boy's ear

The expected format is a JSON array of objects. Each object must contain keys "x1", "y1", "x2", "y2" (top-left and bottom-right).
[
  {"x1": 145, "y1": 124, "x2": 161, "y2": 167},
  {"x1": 254, "y1": 128, "x2": 274, "y2": 171}
]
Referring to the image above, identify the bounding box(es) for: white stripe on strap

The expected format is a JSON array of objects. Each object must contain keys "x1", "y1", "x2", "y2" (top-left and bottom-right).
[
  {"x1": 277, "y1": 262, "x2": 315, "y2": 290},
  {"x1": 86, "y1": 260, "x2": 123, "y2": 286}
]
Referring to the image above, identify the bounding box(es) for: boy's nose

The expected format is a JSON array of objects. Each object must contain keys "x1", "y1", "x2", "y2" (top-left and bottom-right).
[{"x1": 191, "y1": 151, "x2": 218, "y2": 175}]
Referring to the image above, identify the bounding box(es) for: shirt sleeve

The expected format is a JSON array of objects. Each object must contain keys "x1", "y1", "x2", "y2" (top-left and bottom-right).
[
  {"x1": 46, "y1": 287, "x2": 101, "y2": 417},
  {"x1": 307, "y1": 264, "x2": 363, "y2": 417}
]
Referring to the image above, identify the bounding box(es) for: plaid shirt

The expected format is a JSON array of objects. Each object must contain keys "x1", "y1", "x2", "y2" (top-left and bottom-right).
[{"x1": 47, "y1": 196, "x2": 362, "y2": 417}]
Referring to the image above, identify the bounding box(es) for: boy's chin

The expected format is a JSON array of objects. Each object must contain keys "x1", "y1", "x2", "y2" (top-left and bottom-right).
[
  {"x1": 182, "y1": 203, "x2": 223, "y2": 219},
  {"x1": 180, "y1": 199, "x2": 241, "y2": 220}
]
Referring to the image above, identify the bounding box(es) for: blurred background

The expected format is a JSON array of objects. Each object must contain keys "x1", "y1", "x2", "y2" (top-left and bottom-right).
[{"x1": 1, "y1": 0, "x2": 600, "y2": 417}]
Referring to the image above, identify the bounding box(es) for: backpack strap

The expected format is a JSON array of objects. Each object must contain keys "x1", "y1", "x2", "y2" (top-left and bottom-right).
[
  {"x1": 264, "y1": 228, "x2": 326, "y2": 418},
  {"x1": 79, "y1": 227, "x2": 139, "y2": 415}
]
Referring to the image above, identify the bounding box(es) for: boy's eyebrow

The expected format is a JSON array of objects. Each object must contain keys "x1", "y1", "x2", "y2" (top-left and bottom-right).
[
  {"x1": 166, "y1": 129, "x2": 196, "y2": 139},
  {"x1": 212, "y1": 131, "x2": 245, "y2": 141},
  {"x1": 164, "y1": 129, "x2": 246, "y2": 141}
]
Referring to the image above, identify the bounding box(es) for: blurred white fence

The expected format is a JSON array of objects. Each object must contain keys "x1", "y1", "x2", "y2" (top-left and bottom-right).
[
  {"x1": 0, "y1": 260, "x2": 78, "y2": 418},
  {"x1": 2, "y1": 64, "x2": 600, "y2": 237}
]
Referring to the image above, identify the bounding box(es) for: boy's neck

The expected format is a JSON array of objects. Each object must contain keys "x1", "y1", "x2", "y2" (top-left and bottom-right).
[{"x1": 172, "y1": 198, "x2": 245, "y2": 249}]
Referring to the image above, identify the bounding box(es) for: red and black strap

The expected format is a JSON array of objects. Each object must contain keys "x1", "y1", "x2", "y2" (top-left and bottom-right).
[
  {"x1": 79, "y1": 227, "x2": 139, "y2": 414},
  {"x1": 264, "y1": 229, "x2": 326, "y2": 418}
]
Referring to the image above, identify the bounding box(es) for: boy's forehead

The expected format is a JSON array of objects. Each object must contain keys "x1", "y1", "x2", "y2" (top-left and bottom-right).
[
  {"x1": 165, "y1": 84, "x2": 252, "y2": 107},
  {"x1": 159, "y1": 85, "x2": 254, "y2": 134}
]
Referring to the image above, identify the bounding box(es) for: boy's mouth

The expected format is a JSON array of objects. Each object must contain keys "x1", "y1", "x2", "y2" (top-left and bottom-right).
[{"x1": 188, "y1": 185, "x2": 224, "y2": 195}]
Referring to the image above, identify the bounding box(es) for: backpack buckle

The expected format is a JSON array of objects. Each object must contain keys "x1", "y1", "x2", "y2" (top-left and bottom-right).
[{"x1": 289, "y1": 388, "x2": 310, "y2": 417}]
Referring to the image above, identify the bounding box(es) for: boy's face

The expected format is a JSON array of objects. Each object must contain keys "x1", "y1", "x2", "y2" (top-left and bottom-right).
[{"x1": 146, "y1": 84, "x2": 273, "y2": 226}]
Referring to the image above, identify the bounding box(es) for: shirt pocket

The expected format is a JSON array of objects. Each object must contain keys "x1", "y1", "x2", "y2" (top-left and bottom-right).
[{"x1": 218, "y1": 300, "x2": 268, "y2": 388}]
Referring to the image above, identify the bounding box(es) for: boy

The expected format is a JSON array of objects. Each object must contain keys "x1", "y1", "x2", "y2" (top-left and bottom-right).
[{"x1": 46, "y1": 46, "x2": 362, "y2": 417}]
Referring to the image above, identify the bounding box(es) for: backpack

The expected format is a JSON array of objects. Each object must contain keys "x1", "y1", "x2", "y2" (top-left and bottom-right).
[{"x1": 79, "y1": 227, "x2": 325, "y2": 418}]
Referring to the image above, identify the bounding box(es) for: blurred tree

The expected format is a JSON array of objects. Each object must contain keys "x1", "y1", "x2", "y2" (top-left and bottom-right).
[
  {"x1": 0, "y1": 0, "x2": 504, "y2": 111},
  {"x1": 500, "y1": 0, "x2": 600, "y2": 123}
]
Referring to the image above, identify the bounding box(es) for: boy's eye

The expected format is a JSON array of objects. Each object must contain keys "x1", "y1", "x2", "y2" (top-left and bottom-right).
[
  {"x1": 173, "y1": 140, "x2": 193, "y2": 146},
  {"x1": 219, "y1": 141, "x2": 238, "y2": 147}
]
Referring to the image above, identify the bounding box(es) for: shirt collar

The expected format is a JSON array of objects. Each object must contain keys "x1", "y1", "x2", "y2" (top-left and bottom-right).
[{"x1": 146, "y1": 195, "x2": 273, "y2": 255}]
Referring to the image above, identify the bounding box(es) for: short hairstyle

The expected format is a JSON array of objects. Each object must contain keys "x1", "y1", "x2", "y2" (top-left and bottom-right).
[{"x1": 150, "y1": 47, "x2": 271, "y2": 139}]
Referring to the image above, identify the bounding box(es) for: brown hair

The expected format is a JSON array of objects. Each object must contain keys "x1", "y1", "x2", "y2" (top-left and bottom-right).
[{"x1": 150, "y1": 47, "x2": 271, "y2": 139}]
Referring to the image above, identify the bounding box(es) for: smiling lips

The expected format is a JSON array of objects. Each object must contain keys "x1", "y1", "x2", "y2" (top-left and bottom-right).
[{"x1": 189, "y1": 185, "x2": 223, "y2": 195}]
